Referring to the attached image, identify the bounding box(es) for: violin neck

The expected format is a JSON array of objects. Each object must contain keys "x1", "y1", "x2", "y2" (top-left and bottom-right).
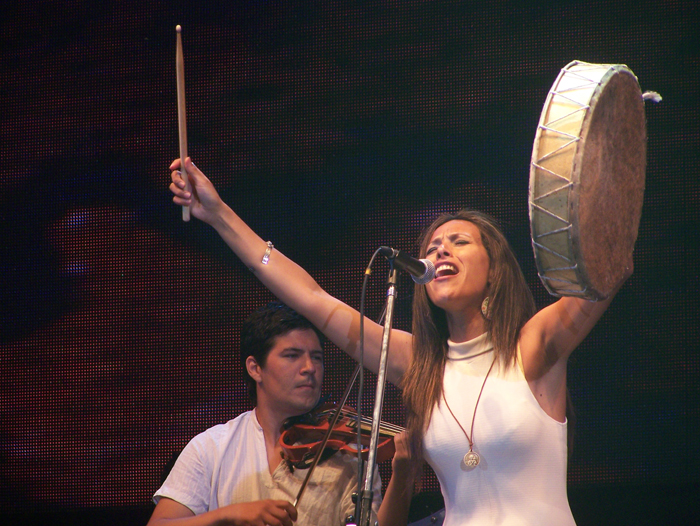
[{"x1": 336, "y1": 409, "x2": 404, "y2": 436}]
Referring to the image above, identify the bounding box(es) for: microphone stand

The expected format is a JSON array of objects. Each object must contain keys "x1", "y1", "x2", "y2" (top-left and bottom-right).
[{"x1": 356, "y1": 262, "x2": 399, "y2": 526}]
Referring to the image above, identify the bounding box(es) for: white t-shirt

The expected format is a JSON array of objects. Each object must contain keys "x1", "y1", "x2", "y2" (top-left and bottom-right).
[
  {"x1": 154, "y1": 409, "x2": 381, "y2": 525},
  {"x1": 423, "y1": 333, "x2": 576, "y2": 526}
]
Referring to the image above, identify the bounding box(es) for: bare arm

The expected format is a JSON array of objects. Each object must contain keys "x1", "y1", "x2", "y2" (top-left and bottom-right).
[
  {"x1": 521, "y1": 295, "x2": 616, "y2": 366},
  {"x1": 146, "y1": 497, "x2": 297, "y2": 526},
  {"x1": 519, "y1": 272, "x2": 631, "y2": 420},
  {"x1": 170, "y1": 158, "x2": 413, "y2": 384}
]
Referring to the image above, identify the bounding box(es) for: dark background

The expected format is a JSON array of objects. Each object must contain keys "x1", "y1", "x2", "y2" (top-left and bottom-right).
[{"x1": 1, "y1": 1, "x2": 698, "y2": 524}]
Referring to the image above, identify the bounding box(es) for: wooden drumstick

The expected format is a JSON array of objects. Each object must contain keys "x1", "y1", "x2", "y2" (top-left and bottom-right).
[{"x1": 176, "y1": 25, "x2": 191, "y2": 222}]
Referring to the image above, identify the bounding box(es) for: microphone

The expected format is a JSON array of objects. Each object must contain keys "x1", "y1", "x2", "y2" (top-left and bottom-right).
[{"x1": 378, "y1": 246, "x2": 435, "y2": 284}]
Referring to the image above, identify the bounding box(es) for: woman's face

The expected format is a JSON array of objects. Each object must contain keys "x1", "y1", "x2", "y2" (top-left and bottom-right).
[{"x1": 424, "y1": 220, "x2": 491, "y2": 314}]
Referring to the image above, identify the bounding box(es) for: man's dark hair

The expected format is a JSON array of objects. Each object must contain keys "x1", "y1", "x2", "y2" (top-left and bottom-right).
[{"x1": 240, "y1": 301, "x2": 324, "y2": 405}]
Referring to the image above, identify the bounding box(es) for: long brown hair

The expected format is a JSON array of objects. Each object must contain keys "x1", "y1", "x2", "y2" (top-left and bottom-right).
[{"x1": 400, "y1": 210, "x2": 537, "y2": 459}]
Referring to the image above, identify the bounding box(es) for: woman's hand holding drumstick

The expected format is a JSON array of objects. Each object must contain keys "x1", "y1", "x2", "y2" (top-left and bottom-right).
[
  {"x1": 176, "y1": 25, "x2": 191, "y2": 221},
  {"x1": 170, "y1": 158, "x2": 225, "y2": 227}
]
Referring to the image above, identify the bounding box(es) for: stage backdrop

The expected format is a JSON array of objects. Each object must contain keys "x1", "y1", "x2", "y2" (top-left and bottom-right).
[{"x1": 1, "y1": 1, "x2": 698, "y2": 524}]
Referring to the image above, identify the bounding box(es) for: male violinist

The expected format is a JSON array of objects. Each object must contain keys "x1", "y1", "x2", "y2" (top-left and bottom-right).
[{"x1": 147, "y1": 302, "x2": 414, "y2": 526}]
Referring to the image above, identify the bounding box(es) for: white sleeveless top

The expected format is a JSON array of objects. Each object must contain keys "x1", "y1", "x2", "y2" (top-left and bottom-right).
[{"x1": 422, "y1": 333, "x2": 576, "y2": 526}]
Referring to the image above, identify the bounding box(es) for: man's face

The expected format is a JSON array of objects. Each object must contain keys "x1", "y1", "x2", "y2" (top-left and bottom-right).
[{"x1": 249, "y1": 328, "x2": 324, "y2": 418}]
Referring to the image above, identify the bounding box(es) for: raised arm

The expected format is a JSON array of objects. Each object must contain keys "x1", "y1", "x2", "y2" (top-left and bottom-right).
[
  {"x1": 518, "y1": 272, "x2": 631, "y2": 420},
  {"x1": 170, "y1": 158, "x2": 412, "y2": 384}
]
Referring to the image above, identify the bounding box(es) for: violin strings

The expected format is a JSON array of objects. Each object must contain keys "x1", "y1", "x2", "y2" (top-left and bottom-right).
[{"x1": 333, "y1": 410, "x2": 405, "y2": 436}]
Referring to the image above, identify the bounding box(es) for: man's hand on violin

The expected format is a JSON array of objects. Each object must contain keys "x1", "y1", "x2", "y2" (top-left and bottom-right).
[
  {"x1": 376, "y1": 431, "x2": 416, "y2": 526},
  {"x1": 222, "y1": 499, "x2": 297, "y2": 526},
  {"x1": 390, "y1": 431, "x2": 416, "y2": 481}
]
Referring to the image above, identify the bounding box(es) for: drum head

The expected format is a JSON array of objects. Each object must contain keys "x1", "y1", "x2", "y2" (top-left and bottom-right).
[{"x1": 574, "y1": 67, "x2": 646, "y2": 298}]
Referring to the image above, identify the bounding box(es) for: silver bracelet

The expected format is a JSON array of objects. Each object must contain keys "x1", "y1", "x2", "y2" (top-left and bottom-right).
[{"x1": 261, "y1": 241, "x2": 274, "y2": 265}]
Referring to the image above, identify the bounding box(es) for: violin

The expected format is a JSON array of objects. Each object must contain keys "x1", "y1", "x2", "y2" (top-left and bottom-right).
[
  {"x1": 280, "y1": 403, "x2": 404, "y2": 469},
  {"x1": 283, "y1": 365, "x2": 405, "y2": 509}
]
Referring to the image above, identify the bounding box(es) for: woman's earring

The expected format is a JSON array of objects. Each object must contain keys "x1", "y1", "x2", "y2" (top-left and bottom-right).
[{"x1": 481, "y1": 296, "x2": 491, "y2": 320}]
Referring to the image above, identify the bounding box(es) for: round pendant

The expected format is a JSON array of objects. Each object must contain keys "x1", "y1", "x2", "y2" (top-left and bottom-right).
[{"x1": 463, "y1": 450, "x2": 480, "y2": 469}]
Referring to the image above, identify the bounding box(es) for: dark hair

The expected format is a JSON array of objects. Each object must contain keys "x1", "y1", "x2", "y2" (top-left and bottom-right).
[
  {"x1": 401, "y1": 209, "x2": 537, "y2": 459},
  {"x1": 240, "y1": 301, "x2": 324, "y2": 405}
]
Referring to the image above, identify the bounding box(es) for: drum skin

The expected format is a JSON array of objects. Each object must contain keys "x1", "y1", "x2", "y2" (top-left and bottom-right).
[{"x1": 529, "y1": 61, "x2": 646, "y2": 300}]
